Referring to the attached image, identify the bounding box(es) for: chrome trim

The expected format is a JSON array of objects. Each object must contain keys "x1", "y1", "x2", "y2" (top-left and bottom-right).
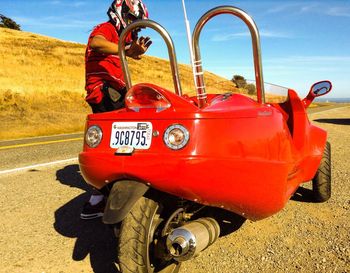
[
  {"x1": 167, "y1": 227, "x2": 196, "y2": 260},
  {"x1": 118, "y1": 19, "x2": 182, "y2": 96},
  {"x1": 192, "y1": 6, "x2": 265, "y2": 107},
  {"x1": 166, "y1": 217, "x2": 220, "y2": 261},
  {"x1": 85, "y1": 125, "x2": 103, "y2": 148},
  {"x1": 163, "y1": 124, "x2": 190, "y2": 150}
]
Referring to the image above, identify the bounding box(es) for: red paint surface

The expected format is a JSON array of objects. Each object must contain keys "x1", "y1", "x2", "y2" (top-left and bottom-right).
[{"x1": 79, "y1": 83, "x2": 327, "y2": 220}]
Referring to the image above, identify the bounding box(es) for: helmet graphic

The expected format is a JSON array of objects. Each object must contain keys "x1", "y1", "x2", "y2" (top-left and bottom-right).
[
  {"x1": 108, "y1": 0, "x2": 148, "y2": 33},
  {"x1": 123, "y1": 0, "x2": 148, "y2": 21}
]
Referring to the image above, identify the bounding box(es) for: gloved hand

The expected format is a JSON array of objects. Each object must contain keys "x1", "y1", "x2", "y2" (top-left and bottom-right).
[{"x1": 126, "y1": 36, "x2": 152, "y2": 60}]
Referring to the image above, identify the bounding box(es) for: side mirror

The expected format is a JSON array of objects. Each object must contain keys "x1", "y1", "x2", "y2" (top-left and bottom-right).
[
  {"x1": 303, "y1": 80, "x2": 332, "y2": 108},
  {"x1": 310, "y1": 81, "x2": 332, "y2": 97}
]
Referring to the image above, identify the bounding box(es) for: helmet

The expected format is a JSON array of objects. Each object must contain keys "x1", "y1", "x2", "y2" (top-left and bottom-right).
[
  {"x1": 123, "y1": 0, "x2": 148, "y2": 22},
  {"x1": 108, "y1": 0, "x2": 148, "y2": 33}
]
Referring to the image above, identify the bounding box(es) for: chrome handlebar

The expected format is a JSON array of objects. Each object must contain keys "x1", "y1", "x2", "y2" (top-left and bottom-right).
[
  {"x1": 119, "y1": 7, "x2": 265, "y2": 107},
  {"x1": 192, "y1": 6, "x2": 265, "y2": 106},
  {"x1": 118, "y1": 19, "x2": 182, "y2": 96}
]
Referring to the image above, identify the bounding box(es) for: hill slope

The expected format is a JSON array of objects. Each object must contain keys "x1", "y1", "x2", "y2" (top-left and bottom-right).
[{"x1": 0, "y1": 28, "x2": 236, "y2": 139}]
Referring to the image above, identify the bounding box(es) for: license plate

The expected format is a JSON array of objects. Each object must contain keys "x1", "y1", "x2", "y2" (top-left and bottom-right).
[{"x1": 110, "y1": 122, "x2": 153, "y2": 149}]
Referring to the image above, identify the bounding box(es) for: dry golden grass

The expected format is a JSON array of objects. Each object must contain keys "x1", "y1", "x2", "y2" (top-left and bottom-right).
[
  {"x1": 0, "y1": 28, "x2": 239, "y2": 140},
  {"x1": 0, "y1": 28, "x2": 88, "y2": 139}
]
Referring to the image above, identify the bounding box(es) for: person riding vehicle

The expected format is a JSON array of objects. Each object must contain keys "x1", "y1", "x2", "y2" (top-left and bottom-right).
[{"x1": 81, "y1": 0, "x2": 152, "y2": 220}]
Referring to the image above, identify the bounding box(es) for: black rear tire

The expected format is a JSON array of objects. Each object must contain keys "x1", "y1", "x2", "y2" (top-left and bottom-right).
[
  {"x1": 116, "y1": 197, "x2": 180, "y2": 273},
  {"x1": 312, "y1": 141, "x2": 331, "y2": 202}
]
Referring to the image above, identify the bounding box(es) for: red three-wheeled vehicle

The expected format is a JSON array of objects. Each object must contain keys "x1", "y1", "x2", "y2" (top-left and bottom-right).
[{"x1": 79, "y1": 5, "x2": 332, "y2": 273}]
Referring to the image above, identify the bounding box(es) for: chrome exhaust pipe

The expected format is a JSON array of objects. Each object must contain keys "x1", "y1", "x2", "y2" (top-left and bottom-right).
[{"x1": 166, "y1": 217, "x2": 220, "y2": 262}]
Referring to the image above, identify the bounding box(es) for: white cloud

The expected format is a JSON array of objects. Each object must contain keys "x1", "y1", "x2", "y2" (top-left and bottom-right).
[
  {"x1": 211, "y1": 32, "x2": 249, "y2": 41},
  {"x1": 265, "y1": 55, "x2": 350, "y2": 64},
  {"x1": 47, "y1": 0, "x2": 62, "y2": 4},
  {"x1": 326, "y1": 7, "x2": 350, "y2": 17},
  {"x1": 211, "y1": 30, "x2": 292, "y2": 42},
  {"x1": 47, "y1": 0, "x2": 85, "y2": 7},
  {"x1": 267, "y1": 2, "x2": 350, "y2": 18},
  {"x1": 267, "y1": 3, "x2": 319, "y2": 14},
  {"x1": 260, "y1": 30, "x2": 293, "y2": 38}
]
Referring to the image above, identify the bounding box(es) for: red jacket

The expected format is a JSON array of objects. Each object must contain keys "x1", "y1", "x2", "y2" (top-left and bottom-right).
[{"x1": 85, "y1": 22, "x2": 125, "y2": 104}]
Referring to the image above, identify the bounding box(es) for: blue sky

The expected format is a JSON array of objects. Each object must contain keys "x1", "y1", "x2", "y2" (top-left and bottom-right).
[{"x1": 1, "y1": 0, "x2": 349, "y2": 98}]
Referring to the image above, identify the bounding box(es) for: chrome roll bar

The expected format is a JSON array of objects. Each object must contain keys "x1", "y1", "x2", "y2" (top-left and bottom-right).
[
  {"x1": 119, "y1": 19, "x2": 182, "y2": 96},
  {"x1": 192, "y1": 6, "x2": 266, "y2": 107}
]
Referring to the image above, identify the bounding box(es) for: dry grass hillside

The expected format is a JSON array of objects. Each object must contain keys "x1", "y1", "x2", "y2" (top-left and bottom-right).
[{"x1": 0, "y1": 28, "x2": 238, "y2": 140}]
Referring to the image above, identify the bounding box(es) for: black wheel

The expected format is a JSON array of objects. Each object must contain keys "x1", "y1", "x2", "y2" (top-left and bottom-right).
[
  {"x1": 312, "y1": 141, "x2": 331, "y2": 202},
  {"x1": 116, "y1": 197, "x2": 181, "y2": 273}
]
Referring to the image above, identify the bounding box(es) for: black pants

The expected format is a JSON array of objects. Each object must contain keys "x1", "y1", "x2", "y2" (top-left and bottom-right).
[{"x1": 89, "y1": 84, "x2": 126, "y2": 113}]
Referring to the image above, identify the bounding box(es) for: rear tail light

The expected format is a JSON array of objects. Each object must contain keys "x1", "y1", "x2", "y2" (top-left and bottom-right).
[{"x1": 125, "y1": 85, "x2": 171, "y2": 112}]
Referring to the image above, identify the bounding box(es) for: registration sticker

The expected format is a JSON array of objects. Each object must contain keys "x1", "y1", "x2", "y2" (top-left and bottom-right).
[{"x1": 110, "y1": 122, "x2": 152, "y2": 149}]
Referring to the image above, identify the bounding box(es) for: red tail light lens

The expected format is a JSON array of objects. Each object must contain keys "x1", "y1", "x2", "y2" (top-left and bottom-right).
[{"x1": 125, "y1": 85, "x2": 171, "y2": 112}]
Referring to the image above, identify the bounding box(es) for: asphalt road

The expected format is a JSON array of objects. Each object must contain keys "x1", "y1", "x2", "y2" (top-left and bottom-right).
[{"x1": 0, "y1": 133, "x2": 83, "y2": 172}]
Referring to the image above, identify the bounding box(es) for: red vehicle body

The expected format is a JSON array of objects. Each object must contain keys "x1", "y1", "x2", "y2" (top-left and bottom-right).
[
  {"x1": 80, "y1": 84, "x2": 327, "y2": 221},
  {"x1": 79, "y1": 5, "x2": 332, "y2": 273}
]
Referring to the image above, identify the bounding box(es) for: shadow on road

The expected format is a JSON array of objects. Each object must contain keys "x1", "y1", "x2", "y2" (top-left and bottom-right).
[
  {"x1": 55, "y1": 164, "x2": 120, "y2": 273},
  {"x1": 313, "y1": 118, "x2": 350, "y2": 125},
  {"x1": 291, "y1": 186, "x2": 314, "y2": 203},
  {"x1": 53, "y1": 165, "x2": 246, "y2": 271},
  {"x1": 196, "y1": 207, "x2": 246, "y2": 237},
  {"x1": 216, "y1": 209, "x2": 246, "y2": 236}
]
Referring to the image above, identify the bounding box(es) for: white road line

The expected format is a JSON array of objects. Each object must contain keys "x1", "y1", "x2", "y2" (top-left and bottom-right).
[{"x1": 0, "y1": 158, "x2": 78, "y2": 175}]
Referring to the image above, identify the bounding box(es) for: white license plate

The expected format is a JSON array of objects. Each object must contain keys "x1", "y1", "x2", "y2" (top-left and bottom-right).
[{"x1": 110, "y1": 122, "x2": 153, "y2": 149}]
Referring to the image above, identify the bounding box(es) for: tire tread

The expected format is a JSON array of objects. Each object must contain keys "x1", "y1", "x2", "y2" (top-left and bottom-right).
[
  {"x1": 117, "y1": 197, "x2": 157, "y2": 273},
  {"x1": 312, "y1": 141, "x2": 331, "y2": 202}
]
